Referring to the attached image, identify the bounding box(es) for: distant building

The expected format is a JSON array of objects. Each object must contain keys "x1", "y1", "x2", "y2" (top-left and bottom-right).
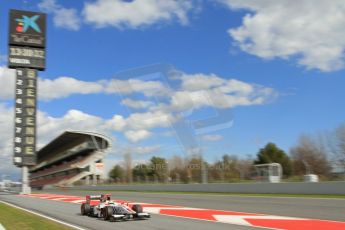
[
  {"x1": 29, "y1": 131, "x2": 111, "y2": 189},
  {"x1": 0, "y1": 181, "x2": 5, "y2": 190},
  {"x1": 0, "y1": 179, "x2": 20, "y2": 190}
]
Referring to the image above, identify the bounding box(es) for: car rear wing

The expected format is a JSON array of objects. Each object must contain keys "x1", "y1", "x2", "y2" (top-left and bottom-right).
[{"x1": 86, "y1": 194, "x2": 111, "y2": 203}]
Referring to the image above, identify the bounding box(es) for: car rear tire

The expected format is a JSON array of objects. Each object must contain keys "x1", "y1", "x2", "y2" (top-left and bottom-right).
[
  {"x1": 132, "y1": 204, "x2": 143, "y2": 213},
  {"x1": 81, "y1": 204, "x2": 86, "y2": 215},
  {"x1": 84, "y1": 204, "x2": 91, "y2": 215}
]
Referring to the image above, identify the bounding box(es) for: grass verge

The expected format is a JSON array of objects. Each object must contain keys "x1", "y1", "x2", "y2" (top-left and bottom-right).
[{"x1": 0, "y1": 202, "x2": 73, "y2": 230}]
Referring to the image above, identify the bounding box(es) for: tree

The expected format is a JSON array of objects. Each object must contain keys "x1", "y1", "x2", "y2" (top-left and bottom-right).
[
  {"x1": 209, "y1": 160, "x2": 223, "y2": 182},
  {"x1": 108, "y1": 165, "x2": 124, "y2": 182},
  {"x1": 210, "y1": 155, "x2": 241, "y2": 182},
  {"x1": 132, "y1": 164, "x2": 150, "y2": 182},
  {"x1": 149, "y1": 156, "x2": 167, "y2": 182},
  {"x1": 169, "y1": 156, "x2": 189, "y2": 183},
  {"x1": 236, "y1": 156, "x2": 255, "y2": 180},
  {"x1": 186, "y1": 156, "x2": 204, "y2": 183},
  {"x1": 170, "y1": 167, "x2": 189, "y2": 183},
  {"x1": 290, "y1": 135, "x2": 331, "y2": 177},
  {"x1": 255, "y1": 142, "x2": 292, "y2": 177}
]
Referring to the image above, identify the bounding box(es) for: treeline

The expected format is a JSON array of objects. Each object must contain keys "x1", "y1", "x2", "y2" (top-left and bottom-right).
[
  {"x1": 108, "y1": 124, "x2": 345, "y2": 183},
  {"x1": 109, "y1": 155, "x2": 254, "y2": 183}
]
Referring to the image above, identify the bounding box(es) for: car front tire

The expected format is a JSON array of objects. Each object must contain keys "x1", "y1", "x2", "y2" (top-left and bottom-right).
[{"x1": 104, "y1": 206, "x2": 113, "y2": 220}]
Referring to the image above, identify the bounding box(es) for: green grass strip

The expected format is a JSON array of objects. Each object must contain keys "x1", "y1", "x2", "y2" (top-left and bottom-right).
[{"x1": 0, "y1": 202, "x2": 73, "y2": 230}]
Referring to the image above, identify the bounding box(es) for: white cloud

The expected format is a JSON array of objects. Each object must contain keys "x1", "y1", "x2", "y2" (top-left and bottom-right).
[
  {"x1": 201, "y1": 134, "x2": 223, "y2": 142},
  {"x1": 170, "y1": 73, "x2": 276, "y2": 111},
  {"x1": 0, "y1": 67, "x2": 103, "y2": 101},
  {"x1": 124, "y1": 130, "x2": 152, "y2": 142},
  {"x1": 0, "y1": 65, "x2": 277, "y2": 168},
  {"x1": 0, "y1": 103, "x2": 20, "y2": 178},
  {"x1": 37, "y1": 109, "x2": 112, "y2": 148},
  {"x1": 106, "y1": 110, "x2": 173, "y2": 142},
  {"x1": 83, "y1": 0, "x2": 193, "y2": 29},
  {"x1": 221, "y1": 0, "x2": 345, "y2": 72},
  {"x1": 0, "y1": 104, "x2": 13, "y2": 155},
  {"x1": 0, "y1": 67, "x2": 15, "y2": 100},
  {"x1": 126, "y1": 110, "x2": 174, "y2": 130},
  {"x1": 38, "y1": 0, "x2": 57, "y2": 11},
  {"x1": 121, "y1": 98, "x2": 154, "y2": 109},
  {"x1": 106, "y1": 72, "x2": 275, "y2": 143},
  {"x1": 104, "y1": 79, "x2": 168, "y2": 97},
  {"x1": 107, "y1": 110, "x2": 174, "y2": 132},
  {"x1": 0, "y1": 67, "x2": 275, "y2": 110},
  {"x1": 124, "y1": 145, "x2": 161, "y2": 155},
  {"x1": 54, "y1": 8, "x2": 81, "y2": 31},
  {"x1": 106, "y1": 115, "x2": 127, "y2": 132},
  {"x1": 39, "y1": 77, "x2": 103, "y2": 101},
  {"x1": 39, "y1": 0, "x2": 81, "y2": 30},
  {"x1": 181, "y1": 73, "x2": 225, "y2": 91}
]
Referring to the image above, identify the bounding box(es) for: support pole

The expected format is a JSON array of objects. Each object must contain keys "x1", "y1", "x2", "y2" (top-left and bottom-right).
[
  {"x1": 201, "y1": 156, "x2": 208, "y2": 184},
  {"x1": 21, "y1": 166, "x2": 31, "y2": 194}
]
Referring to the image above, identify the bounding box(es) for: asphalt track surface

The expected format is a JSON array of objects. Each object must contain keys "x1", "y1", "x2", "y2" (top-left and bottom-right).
[
  {"x1": 1, "y1": 190, "x2": 345, "y2": 230},
  {"x1": 48, "y1": 189, "x2": 345, "y2": 221}
]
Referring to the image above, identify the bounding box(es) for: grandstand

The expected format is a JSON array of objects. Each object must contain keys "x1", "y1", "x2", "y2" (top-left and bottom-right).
[{"x1": 29, "y1": 131, "x2": 111, "y2": 189}]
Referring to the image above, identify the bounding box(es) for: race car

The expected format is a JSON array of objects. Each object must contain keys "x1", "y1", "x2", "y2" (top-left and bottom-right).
[{"x1": 80, "y1": 194, "x2": 151, "y2": 221}]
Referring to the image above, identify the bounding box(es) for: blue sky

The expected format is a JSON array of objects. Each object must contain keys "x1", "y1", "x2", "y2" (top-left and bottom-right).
[{"x1": 1, "y1": 0, "x2": 345, "y2": 179}]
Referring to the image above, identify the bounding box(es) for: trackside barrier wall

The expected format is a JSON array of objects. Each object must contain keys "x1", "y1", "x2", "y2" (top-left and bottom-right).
[{"x1": 66, "y1": 181, "x2": 345, "y2": 195}]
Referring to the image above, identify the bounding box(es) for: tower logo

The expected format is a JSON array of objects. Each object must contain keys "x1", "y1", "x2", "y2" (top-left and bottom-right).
[{"x1": 15, "y1": 15, "x2": 41, "y2": 33}]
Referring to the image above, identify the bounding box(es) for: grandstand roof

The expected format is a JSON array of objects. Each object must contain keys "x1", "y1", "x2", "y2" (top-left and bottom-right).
[{"x1": 36, "y1": 130, "x2": 111, "y2": 160}]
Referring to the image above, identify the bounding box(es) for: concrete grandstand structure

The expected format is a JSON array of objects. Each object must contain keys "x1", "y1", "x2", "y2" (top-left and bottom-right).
[{"x1": 29, "y1": 131, "x2": 111, "y2": 189}]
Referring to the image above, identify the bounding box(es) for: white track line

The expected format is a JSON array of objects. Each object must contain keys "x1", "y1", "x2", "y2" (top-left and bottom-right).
[
  {"x1": 0, "y1": 201, "x2": 86, "y2": 230},
  {"x1": 0, "y1": 223, "x2": 6, "y2": 230}
]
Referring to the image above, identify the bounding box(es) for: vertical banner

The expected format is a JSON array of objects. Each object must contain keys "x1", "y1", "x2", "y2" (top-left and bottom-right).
[
  {"x1": 8, "y1": 9, "x2": 46, "y2": 168},
  {"x1": 13, "y1": 69, "x2": 37, "y2": 166}
]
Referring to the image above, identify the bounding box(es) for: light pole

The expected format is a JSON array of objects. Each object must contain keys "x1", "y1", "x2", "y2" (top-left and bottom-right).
[{"x1": 198, "y1": 136, "x2": 208, "y2": 184}]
